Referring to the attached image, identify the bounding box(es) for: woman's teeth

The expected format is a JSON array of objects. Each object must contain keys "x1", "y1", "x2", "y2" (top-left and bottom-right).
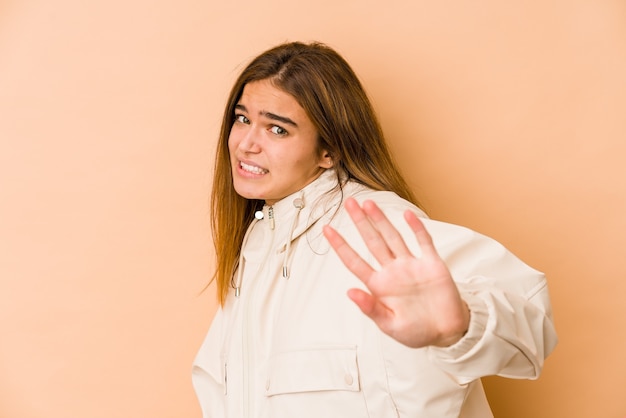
[{"x1": 240, "y1": 162, "x2": 268, "y2": 174}]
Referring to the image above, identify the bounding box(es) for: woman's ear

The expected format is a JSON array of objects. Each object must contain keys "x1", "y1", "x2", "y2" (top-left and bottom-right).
[{"x1": 319, "y1": 150, "x2": 334, "y2": 168}]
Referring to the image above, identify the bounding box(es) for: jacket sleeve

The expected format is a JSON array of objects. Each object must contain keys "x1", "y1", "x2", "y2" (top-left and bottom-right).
[
  {"x1": 192, "y1": 308, "x2": 226, "y2": 418},
  {"x1": 420, "y1": 218, "x2": 558, "y2": 384}
]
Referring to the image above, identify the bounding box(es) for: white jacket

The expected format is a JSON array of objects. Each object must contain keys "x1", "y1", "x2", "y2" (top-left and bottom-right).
[{"x1": 193, "y1": 170, "x2": 557, "y2": 418}]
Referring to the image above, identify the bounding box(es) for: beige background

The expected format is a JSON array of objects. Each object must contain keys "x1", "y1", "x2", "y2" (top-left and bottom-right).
[{"x1": 1, "y1": 1, "x2": 625, "y2": 417}]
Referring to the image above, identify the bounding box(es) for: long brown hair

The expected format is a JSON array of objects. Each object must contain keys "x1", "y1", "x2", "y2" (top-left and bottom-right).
[{"x1": 211, "y1": 41, "x2": 419, "y2": 305}]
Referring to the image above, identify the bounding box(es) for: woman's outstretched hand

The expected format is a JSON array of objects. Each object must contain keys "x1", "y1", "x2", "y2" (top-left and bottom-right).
[{"x1": 323, "y1": 198, "x2": 470, "y2": 348}]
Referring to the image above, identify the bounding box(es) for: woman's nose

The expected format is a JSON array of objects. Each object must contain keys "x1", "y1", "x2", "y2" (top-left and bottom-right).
[{"x1": 238, "y1": 127, "x2": 261, "y2": 153}]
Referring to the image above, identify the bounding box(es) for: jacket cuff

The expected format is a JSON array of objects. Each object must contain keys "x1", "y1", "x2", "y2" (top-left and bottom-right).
[{"x1": 428, "y1": 291, "x2": 489, "y2": 361}]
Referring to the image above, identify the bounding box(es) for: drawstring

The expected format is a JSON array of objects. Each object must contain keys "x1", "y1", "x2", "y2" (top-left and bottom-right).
[
  {"x1": 234, "y1": 192, "x2": 305, "y2": 296},
  {"x1": 234, "y1": 217, "x2": 260, "y2": 297},
  {"x1": 283, "y1": 193, "x2": 305, "y2": 279}
]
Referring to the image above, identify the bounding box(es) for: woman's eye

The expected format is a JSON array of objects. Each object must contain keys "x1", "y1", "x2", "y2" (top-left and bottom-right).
[
  {"x1": 234, "y1": 114, "x2": 249, "y2": 124},
  {"x1": 270, "y1": 125, "x2": 287, "y2": 136}
]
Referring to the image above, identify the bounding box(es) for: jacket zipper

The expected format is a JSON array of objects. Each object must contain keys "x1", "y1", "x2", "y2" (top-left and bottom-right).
[
  {"x1": 242, "y1": 206, "x2": 274, "y2": 416},
  {"x1": 268, "y1": 206, "x2": 275, "y2": 230}
]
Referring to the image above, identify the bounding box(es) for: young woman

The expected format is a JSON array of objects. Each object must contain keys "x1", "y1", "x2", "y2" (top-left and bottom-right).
[{"x1": 192, "y1": 41, "x2": 557, "y2": 417}]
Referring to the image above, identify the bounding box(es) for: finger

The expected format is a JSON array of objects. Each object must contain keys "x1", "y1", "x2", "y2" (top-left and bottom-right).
[
  {"x1": 323, "y1": 225, "x2": 376, "y2": 284},
  {"x1": 360, "y1": 200, "x2": 413, "y2": 258},
  {"x1": 343, "y1": 198, "x2": 395, "y2": 265},
  {"x1": 403, "y1": 210, "x2": 438, "y2": 259},
  {"x1": 347, "y1": 288, "x2": 391, "y2": 326}
]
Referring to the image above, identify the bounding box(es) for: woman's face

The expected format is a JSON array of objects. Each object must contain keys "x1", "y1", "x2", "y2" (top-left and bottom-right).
[{"x1": 228, "y1": 79, "x2": 329, "y2": 205}]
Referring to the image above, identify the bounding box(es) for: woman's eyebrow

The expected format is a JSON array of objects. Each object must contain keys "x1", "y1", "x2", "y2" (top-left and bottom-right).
[
  {"x1": 234, "y1": 104, "x2": 248, "y2": 113},
  {"x1": 234, "y1": 104, "x2": 297, "y2": 127},
  {"x1": 262, "y1": 111, "x2": 298, "y2": 127}
]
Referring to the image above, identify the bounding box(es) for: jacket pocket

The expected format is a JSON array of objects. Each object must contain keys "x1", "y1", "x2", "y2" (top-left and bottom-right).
[{"x1": 265, "y1": 346, "x2": 360, "y2": 396}]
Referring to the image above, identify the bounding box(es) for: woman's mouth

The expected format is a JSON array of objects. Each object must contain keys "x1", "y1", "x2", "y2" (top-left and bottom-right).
[{"x1": 240, "y1": 161, "x2": 268, "y2": 175}]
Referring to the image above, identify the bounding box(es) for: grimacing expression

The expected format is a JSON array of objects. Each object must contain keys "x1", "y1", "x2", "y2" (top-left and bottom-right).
[{"x1": 228, "y1": 79, "x2": 330, "y2": 205}]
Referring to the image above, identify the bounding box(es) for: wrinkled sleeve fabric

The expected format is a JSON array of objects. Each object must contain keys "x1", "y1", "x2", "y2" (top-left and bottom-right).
[
  {"x1": 192, "y1": 308, "x2": 226, "y2": 418},
  {"x1": 419, "y1": 218, "x2": 558, "y2": 384}
]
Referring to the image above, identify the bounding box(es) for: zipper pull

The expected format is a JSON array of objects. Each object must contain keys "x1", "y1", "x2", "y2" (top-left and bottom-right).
[{"x1": 268, "y1": 206, "x2": 275, "y2": 230}]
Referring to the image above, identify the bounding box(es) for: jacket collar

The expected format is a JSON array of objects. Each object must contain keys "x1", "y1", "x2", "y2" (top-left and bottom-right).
[
  {"x1": 234, "y1": 169, "x2": 345, "y2": 296},
  {"x1": 261, "y1": 168, "x2": 342, "y2": 242}
]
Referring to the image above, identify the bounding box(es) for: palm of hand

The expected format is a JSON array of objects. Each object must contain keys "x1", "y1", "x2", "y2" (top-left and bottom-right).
[{"x1": 323, "y1": 198, "x2": 470, "y2": 348}]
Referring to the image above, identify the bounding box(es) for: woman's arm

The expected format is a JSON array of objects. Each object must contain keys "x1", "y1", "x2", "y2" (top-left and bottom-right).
[{"x1": 323, "y1": 197, "x2": 557, "y2": 382}]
